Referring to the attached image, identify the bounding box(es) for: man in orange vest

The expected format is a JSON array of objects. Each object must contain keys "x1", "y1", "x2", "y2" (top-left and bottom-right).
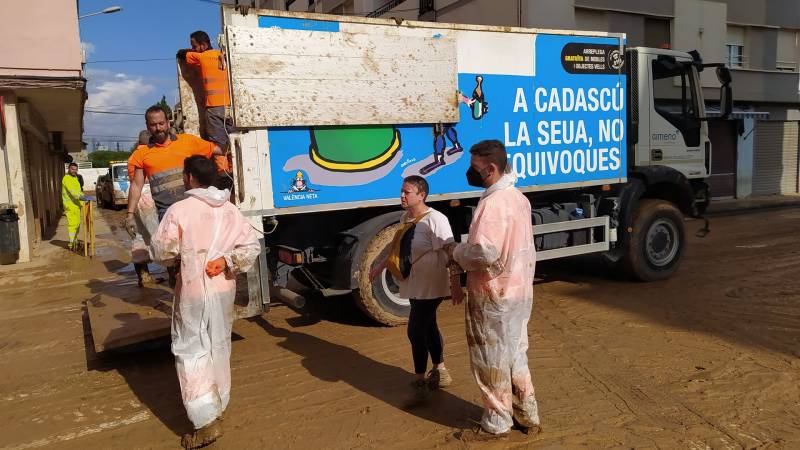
[{"x1": 177, "y1": 30, "x2": 233, "y2": 190}]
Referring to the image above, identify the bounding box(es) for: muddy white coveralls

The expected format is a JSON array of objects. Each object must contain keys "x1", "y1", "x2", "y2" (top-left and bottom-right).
[
  {"x1": 453, "y1": 173, "x2": 540, "y2": 434},
  {"x1": 151, "y1": 186, "x2": 260, "y2": 429}
]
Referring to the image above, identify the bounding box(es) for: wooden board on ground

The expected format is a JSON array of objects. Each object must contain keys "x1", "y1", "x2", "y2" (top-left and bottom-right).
[{"x1": 86, "y1": 283, "x2": 174, "y2": 353}]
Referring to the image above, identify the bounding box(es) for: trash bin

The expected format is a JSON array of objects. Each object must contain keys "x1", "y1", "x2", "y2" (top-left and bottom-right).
[{"x1": 0, "y1": 206, "x2": 20, "y2": 264}]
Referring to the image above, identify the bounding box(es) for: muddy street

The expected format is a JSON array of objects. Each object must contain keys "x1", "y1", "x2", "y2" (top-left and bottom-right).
[{"x1": 0, "y1": 205, "x2": 799, "y2": 449}]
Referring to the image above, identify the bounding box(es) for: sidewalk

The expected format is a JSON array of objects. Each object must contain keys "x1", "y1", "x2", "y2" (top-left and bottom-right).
[{"x1": 707, "y1": 193, "x2": 800, "y2": 215}]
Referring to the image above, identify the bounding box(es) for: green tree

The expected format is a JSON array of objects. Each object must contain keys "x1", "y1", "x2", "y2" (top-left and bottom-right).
[
  {"x1": 156, "y1": 95, "x2": 172, "y2": 119},
  {"x1": 89, "y1": 150, "x2": 132, "y2": 168}
]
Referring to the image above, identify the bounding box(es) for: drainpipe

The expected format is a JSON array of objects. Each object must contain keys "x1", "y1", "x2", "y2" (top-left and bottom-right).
[{"x1": 518, "y1": 0, "x2": 522, "y2": 27}]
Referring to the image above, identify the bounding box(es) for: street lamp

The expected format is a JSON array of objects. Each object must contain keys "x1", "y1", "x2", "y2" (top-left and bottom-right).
[{"x1": 78, "y1": 6, "x2": 122, "y2": 20}]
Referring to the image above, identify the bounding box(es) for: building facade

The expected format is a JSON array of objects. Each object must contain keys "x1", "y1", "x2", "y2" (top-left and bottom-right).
[{"x1": 0, "y1": 1, "x2": 86, "y2": 263}]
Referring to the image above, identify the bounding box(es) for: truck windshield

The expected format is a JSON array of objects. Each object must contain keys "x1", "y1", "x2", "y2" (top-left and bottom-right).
[
  {"x1": 652, "y1": 57, "x2": 701, "y2": 147},
  {"x1": 113, "y1": 165, "x2": 129, "y2": 181}
]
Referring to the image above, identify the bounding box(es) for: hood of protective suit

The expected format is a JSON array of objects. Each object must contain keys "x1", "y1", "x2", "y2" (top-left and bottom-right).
[
  {"x1": 185, "y1": 186, "x2": 230, "y2": 207},
  {"x1": 482, "y1": 172, "x2": 517, "y2": 199}
]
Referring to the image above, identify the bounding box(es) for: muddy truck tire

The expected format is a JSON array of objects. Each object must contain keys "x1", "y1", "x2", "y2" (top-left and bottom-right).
[
  {"x1": 622, "y1": 199, "x2": 686, "y2": 281},
  {"x1": 354, "y1": 223, "x2": 409, "y2": 326}
]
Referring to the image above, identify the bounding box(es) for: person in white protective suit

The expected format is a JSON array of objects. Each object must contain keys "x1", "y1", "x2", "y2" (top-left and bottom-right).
[
  {"x1": 446, "y1": 139, "x2": 541, "y2": 441},
  {"x1": 151, "y1": 155, "x2": 260, "y2": 449}
]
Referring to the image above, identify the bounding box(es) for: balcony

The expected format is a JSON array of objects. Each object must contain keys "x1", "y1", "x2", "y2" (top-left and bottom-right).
[{"x1": 727, "y1": 68, "x2": 800, "y2": 103}]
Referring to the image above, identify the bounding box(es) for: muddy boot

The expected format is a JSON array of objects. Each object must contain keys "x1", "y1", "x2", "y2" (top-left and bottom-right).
[
  {"x1": 134, "y1": 263, "x2": 155, "y2": 287},
  {"x1": 404, "y1": 379, "x2": 432, "y2": 408},
  {"x1": 455, "y1": 426, "x2": 509, "y2": 442},
  {"x1": 181, "y1": 418, "x2": 223, "y2": 449},
  {"x1": 167, "y1": 266, "x2": 178, "y2": 288},
  {"x1": 512, "y1": 416, "x2": 542, "y2": 437},
  {"x1": 427, "y1": 367, "x2": 453, "y2": 389}
]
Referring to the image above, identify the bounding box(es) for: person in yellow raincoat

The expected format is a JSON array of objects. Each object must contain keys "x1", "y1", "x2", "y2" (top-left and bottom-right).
[
  {"x1": 447, "y1": 140, "x2": 540, "y2": 441},
  {"x1": 61, "y1": 163, "x2": 86, "y2": 249}
]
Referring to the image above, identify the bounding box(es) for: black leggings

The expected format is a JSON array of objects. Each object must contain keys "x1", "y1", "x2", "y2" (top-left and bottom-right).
[{"x1": 407, "y1": 298, "x2": 444, "y2": 375}]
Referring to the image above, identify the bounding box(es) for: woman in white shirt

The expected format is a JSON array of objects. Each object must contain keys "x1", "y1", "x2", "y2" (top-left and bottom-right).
[{"x1": 371, "y1": 175, "x2": 462, "y2": 405}]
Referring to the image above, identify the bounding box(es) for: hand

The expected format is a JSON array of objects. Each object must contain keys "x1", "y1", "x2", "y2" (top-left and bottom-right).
[
  {"x1": 205, "y1": 257, "x2": 227, "y2": 277},
  {"x1": 176, "y1": 49, "x2": 190, "y2": 60},
  {"x1": 123, "y1": 214, "x2": 137, "y2": 238}
]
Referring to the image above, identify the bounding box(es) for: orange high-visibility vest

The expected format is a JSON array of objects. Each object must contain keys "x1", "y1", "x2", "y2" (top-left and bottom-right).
[{"x1": 186, "y1": 49, "x2": 230, "y2": 107}]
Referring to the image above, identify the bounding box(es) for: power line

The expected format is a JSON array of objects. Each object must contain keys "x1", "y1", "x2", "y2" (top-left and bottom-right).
[
  {"x1": 85, "y1": 57, "x2": 174, "y2": 64},
  {"x1": 84, "y1": 135, "x2": 141, "y2": 139},
  {"x1": 85, "y1": 110, "x2": 143, "y2": 116}
]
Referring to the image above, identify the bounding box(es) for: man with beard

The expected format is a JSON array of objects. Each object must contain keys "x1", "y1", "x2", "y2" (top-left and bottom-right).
[{"x1": 125, "y1": 105, "x2": 225, "y2": 283}]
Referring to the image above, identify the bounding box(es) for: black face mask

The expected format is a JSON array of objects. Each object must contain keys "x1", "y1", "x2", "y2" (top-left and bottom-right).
[{"x1": 466, "y1": 166, "x2": 485, "y2": 187}]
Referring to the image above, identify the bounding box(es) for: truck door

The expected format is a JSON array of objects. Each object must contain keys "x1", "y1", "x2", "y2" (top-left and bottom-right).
[{"x1": 647, "y1": 55, "x2": 709, "y2": 178}]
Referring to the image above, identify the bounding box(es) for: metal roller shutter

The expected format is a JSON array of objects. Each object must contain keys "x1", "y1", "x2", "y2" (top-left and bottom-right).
[{"x1": 753, "y1": 121, "x2": 799, "y2": 196}]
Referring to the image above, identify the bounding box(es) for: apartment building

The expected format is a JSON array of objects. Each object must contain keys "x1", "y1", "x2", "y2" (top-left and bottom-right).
[{"x1": 0, "y1": 1, "x2": 86, "y2": 263}]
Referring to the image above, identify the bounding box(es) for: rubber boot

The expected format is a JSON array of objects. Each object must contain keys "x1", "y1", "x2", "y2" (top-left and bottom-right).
[
  {"x1": 181, "y1": 418, "x2": 223, "y2": 449},
  {"x1": 168, "y1": 266, "x2": 178, "y2": 289},
  {"x1": 134, "y1": 263, "x2": 155, "y2": 287}
]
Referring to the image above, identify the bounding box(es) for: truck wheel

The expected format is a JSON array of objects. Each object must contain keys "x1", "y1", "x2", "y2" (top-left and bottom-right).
[
  {"x1": 622, "y1": 199, "x2": 685, "y2": 281},
  {"x1": 354, "y1": 223, "x2": 409, "y2": 326}
]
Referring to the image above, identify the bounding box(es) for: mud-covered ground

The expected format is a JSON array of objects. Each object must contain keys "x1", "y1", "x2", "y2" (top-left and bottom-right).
[{"x1": 1, "y1": 205, "x2": 798, "y2": 449}]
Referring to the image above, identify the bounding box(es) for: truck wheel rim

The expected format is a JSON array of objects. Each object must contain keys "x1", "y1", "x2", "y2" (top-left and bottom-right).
[
  {"x1": 646, "y1": 218, "x2": 679, "y2": 267},
  {"x1": 379, "y1": 269, "x2": 410, "y2": 307}
]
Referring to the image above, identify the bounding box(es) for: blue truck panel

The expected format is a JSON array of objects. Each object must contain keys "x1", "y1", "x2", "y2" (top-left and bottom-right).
[{"x1": 259, "y1": 20, "x2": 626, "y2": 209}]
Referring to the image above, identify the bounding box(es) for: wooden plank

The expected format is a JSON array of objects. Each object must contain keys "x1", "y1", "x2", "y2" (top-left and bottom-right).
[
  {"x1": 228, "y1": 26, "x2": 455, "y2": 60},
  {"x1": 226, "y1": 25, "x2": 458, "y2": 127},
  {"x1": 86, "y1": 286, "x2": 173, "y2": 353},
  {"x1": 231, "y1": 53, "x2": 455, "y2": 82},
  {"x1": 232, "y1": 78, "x2": 453, "y2": 106},
  {"x1": 176, "y1": 60, "x2": 205, "y2": 137}
]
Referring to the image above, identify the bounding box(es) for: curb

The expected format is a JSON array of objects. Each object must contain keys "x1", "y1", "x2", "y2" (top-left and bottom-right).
[{"x1": 707, "y1": 199, "x2": 800, "y2": 216}]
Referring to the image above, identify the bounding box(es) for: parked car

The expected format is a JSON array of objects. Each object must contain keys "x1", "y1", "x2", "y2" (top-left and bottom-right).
[{"x1": 96, "y1": 161, "x2": 129, "y2": 209}]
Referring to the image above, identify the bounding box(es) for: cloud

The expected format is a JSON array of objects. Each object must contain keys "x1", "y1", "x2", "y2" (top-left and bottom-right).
[{"x1": 84, "y1": 69, "x2": 157, "y2": 148}]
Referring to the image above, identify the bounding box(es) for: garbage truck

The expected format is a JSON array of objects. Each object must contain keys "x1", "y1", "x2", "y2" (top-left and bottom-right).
[{"x1": 179, "y1": 6, "x2": 732, "y2": 325}]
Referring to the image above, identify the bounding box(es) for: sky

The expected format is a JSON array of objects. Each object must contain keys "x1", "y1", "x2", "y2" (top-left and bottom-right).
[{"x1": 78, "y1": 0, "x2": 221, "y2": 151}]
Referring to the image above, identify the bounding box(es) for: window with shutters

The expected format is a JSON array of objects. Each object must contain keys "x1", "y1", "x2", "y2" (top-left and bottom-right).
[
  {"x1": 725, "y1": 26, "x2": 746, "y2": 68},
  {"x1": 776, "y1": 30, "x2": 798, "y2": 72}
]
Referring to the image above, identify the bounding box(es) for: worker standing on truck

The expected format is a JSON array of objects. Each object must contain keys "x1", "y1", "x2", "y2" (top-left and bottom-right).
[
  {"x1": 446, "y1": 140, "x2": 541, "y2": 441},
  {"x1": 177, "y1": 30, "x2": 233, "y2": 190},
  {"x1": 151, "y1": 156, "x2": 259, "y2": 449}
]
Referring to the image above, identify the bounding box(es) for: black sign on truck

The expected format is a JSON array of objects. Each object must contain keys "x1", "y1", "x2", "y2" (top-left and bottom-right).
[{"x1": 561, "y1": 43, "x2": 624, "y2": 74}]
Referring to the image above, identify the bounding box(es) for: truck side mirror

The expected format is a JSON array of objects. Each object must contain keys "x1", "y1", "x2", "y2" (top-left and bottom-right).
[
  {"x1": 716, "y1": 66, "x2": 732, "y2": 85},
  {"x1": 720, "y1": 85, "x2": 732, "y2": 118},
  {"x1": 716, "y1": 66, "x2": 733, "y2": 118}
]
